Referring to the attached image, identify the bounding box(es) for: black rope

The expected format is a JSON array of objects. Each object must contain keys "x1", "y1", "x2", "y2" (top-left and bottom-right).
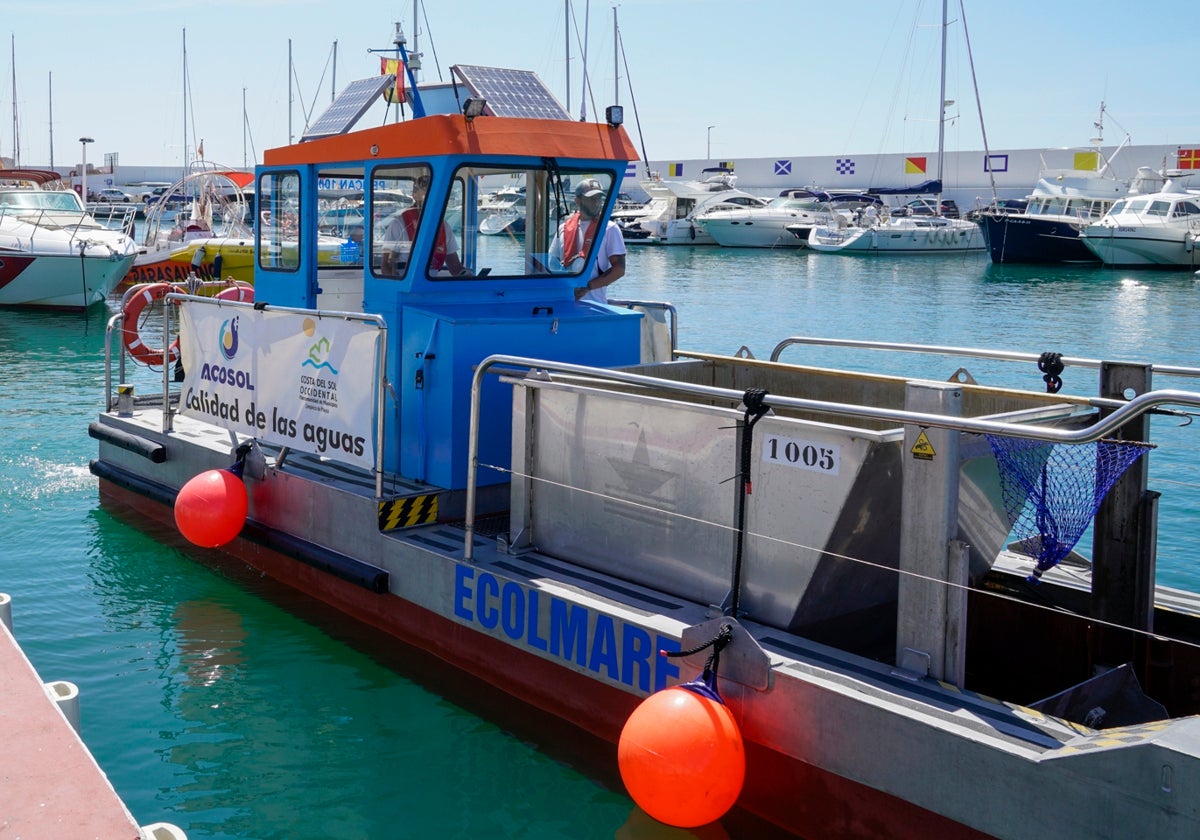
[
  {"x1": 228, "y1": 442, "x2": 253, "y2": 478},
  {"x1": 663, "y1": 623, "x2": 733, "y2": 681},
  {"x1": 729, "y1": 389, "x2": 771, "y2": 618},
  {"x1": 1038, "y1": 352, "x2": 1064, "y2": 394}
]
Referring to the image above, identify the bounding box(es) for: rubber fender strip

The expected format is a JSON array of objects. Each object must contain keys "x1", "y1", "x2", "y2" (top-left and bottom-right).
[
  {"x1": 240, "y1": 521, "x2": 391, "y2": 593},
  {"x1": 90, "y1": 459, "x2": 389, "y2": 594},
  {"x1": 90, "y1": 458, "x2": 176, "y2": 506},
  {"x1": 88, "y1": 421, "x2": 167, "y2": 463}
]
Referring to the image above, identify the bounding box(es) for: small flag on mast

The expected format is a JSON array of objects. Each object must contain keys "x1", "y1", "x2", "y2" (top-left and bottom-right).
[{"x1": 380, "y1": 58, "x2": 406, "y2": 104}]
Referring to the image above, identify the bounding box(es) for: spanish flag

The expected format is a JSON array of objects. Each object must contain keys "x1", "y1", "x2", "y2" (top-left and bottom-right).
[
  {"x1": 1178, "y1": 148, "x2": 1200, "y2": 170},
  {"x1": 905, "y1": 157, "x2": 927, "y2": 174},
  {"x1": 380, "y1": 57, "x2": 406, "y2": 104}
]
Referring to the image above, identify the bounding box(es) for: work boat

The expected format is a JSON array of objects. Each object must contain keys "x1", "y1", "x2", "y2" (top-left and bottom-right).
[
  {"x1": 0, "y1": 168, "x2": 138, "y2": 309},
  {"x1": 91, "y1": 64, "x2": 1200, "y2": 839}
]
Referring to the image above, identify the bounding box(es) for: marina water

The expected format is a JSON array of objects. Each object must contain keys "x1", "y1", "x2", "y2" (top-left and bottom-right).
[{"x1": 3, "y1": 245, "x2": 1199, "y2": 838}]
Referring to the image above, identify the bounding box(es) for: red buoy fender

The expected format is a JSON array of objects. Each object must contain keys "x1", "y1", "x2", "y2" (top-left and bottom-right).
[
  {"x1": 122, "y1": 282, "x2": 180, "y2": 366},
  {"x1": 214, "y1": 283, "x2": 254, "y2": 303}
]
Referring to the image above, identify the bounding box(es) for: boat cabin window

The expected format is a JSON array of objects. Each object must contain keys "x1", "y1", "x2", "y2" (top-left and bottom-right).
[
  {"x1": 257, "y1": 171, "x2": 302, "y2": 271},
  {"x1": 1173, "y1": 201, "x2": 1200, "y2": 218},
  {"x1": 369, "y1": 165, "x2": 435, "y2": 278},
  {"x1": 370, "y1": 163, "x2": 615, "y2": 282},
  {"x1": 1147, "y1": 200, "x2": 1171, "y2": 217},
  {"x1": 314, "y1": 167, "x2": 370, "y2": 271}
]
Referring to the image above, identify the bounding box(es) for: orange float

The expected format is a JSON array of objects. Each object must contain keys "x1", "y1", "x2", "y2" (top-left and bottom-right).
[
  {"x1": 618, "y1": 682, "x2": 745, "y2": 828},
  {"x1": 174, "y1": 469, "x2": 248, "y2": 548}
]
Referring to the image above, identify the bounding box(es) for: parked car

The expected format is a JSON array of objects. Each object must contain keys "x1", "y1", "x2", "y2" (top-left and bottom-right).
[
  {"x1": 92, "y1": 188, "x2": 133, "y2": 203},
  {"x1": 142, "y1": 186, "x2": 191, "y2": 208}
]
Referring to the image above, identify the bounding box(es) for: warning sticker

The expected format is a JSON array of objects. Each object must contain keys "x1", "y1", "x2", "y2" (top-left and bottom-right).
[{"x1": 911, "y1": 430, "x2": 936, "y2": 460}]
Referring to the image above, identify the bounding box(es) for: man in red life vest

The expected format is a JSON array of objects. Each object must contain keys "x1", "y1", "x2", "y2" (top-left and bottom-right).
[
  {"x1": 550, "y1": 178, "x2": 626, "y2": 302},
  {"x1": 380, "y1": 173, "x2": 469, "y2": 276}
]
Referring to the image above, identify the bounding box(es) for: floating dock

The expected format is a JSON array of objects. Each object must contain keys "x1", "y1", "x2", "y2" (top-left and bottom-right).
[{"x1": 0, "y1": 593, "x2": 182, "y2": 840}]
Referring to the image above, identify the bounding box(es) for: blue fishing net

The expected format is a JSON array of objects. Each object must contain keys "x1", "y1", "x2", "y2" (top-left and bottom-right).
[{"x1": 985, "y1": 435, "x2": 1154, "y2": 583}]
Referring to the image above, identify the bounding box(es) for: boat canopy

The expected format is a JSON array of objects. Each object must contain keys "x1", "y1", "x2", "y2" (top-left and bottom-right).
[{"x1": 867, "y1": 179, "x2": 943, "y2": 196}]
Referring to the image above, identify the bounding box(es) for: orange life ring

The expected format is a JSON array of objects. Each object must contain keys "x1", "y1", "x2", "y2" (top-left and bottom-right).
[
  {"x1": 214, "y1": 283, "x2": 255, "y2": 303},
  {"x1": 122, "y1": 282, "x2": 181, "y2": 366}
]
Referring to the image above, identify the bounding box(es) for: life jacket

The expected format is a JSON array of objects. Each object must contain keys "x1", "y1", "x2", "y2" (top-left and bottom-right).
[
  {"x1": 561, "y1": 212, "x2": 599, "y2": 265},
  {"x1": 401, "y1": 208, "x2": 448, "y2": 270}
]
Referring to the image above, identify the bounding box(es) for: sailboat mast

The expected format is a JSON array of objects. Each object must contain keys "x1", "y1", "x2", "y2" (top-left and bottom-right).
[
  {"x1": 564, "y1": 0, "x2": 570, "y2": 113},
  {"x1": 47, "y1": 71, "x2": 53, "y2": 171},
  {"x1": 936, "y1": 0, "x2": 947, "y2": 208},
  {"x1": 11, "y1": 35, "x2": 18, "y2": 167},
  {"x1": 579, "y1": 0, "x2": 589, "y2": 121},
  {"x1": 182, "y1": 28, "x2": 189, "y2": 181}
]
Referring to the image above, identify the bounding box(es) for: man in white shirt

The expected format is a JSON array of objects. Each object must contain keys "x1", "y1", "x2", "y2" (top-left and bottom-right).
[{"x1": 550, "y1": 178, "x2": 626, "y2": 303}]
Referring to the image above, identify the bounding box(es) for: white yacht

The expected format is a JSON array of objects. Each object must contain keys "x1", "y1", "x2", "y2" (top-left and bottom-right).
[
  {"x1": 614, "y1": 168, "x2": 766, "y2": 245},
  {"x1": 1080, "y1": 177, "x2": 1200, "y2": 268},
  {"x1": 700, "y1": 189, "x2": 881, "y2": 248},
  {"x1": 0, "y1": 169, "x2": 138, "y2": 309}
]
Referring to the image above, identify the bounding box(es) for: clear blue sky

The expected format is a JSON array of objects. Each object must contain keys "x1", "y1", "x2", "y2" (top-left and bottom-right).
[{"x1": 3, "y1": 0, "x2": 1197, "y2": 171}]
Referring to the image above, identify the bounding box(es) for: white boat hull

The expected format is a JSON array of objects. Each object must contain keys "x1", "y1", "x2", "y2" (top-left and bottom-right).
[
  {"x1": 808, "y1": 219, "x2": 986, "y2": 254},
  {"x1": 698, "y1": 217, "x2": 802, "y2": 248},
  {"x1": 0, "y1": 247, "x2": 135, "y2": 309},
  {"x1": 1081, "y1": 227, "x2": 1200, "y2": 268}
]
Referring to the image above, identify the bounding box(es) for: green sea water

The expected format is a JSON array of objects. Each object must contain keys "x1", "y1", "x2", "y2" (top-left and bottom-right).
[{"x1": 2, "y1": 245, "x2": 1199, "y2": 838}]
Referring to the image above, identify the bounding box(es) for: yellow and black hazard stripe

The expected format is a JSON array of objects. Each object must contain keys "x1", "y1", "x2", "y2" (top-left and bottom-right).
[{"x1": 378, "y1": 494, "x2": 438, "y2": 531}]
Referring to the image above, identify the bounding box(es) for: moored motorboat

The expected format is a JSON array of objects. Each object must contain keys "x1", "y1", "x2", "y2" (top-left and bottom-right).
[
  {"x1": 700, "y1": 188, "x2": 880, "y2": 248},
  {"x1": 0, "y1": 169, "x2": 138, "y2": 309},
  {"x1": 1080, "y1": 176, "x2": 1200, "y2": 268},
  {"x1": 976, "y1": 108, "x2": 1157, "y2": 264},
  {"x1": 90, "y1": 57, "x2": 1200, "y2": 839},
  {"x1": 478, "y1": 186, "x2": 526, "y2": 236},
  {"x1": 614, "y1": 168, "x2": 766, "y2": 245}
]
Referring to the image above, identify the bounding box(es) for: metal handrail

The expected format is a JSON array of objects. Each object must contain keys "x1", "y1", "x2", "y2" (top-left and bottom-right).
[
  {"x1": 608, "y1": 297, "x2": 679, "y2": 356},
  {"x1": 769, "y1": 336, "x2": 1200, "y2": 381},
  {"x1": 102, "y1": 290, "x2": 391, "y2": 499},
  {"x1": 462, "y1": 353, "x2": 1200, "y2": 560}
]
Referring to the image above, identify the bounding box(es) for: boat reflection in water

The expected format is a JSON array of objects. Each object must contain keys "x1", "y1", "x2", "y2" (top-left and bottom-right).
[{"x1": 89, "y1": 58, "x2": 1200, "y2": 838}]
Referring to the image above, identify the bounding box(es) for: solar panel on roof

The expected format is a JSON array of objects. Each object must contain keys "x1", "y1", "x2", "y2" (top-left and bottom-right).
[
  {"x1": 302, "y1": 76, "x2": 395, "y2": 141},
  {"x1": 451, "y1": 65, "x2": 571, "y2": 121}
]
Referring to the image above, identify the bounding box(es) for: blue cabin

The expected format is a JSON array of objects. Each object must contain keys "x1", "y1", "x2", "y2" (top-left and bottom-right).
[{"x1": 250, "y1": 111, "x2": 641, "y2": 495}]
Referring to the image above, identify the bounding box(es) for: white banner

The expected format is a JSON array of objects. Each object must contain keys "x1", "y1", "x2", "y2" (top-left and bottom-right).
[{"x1": 178, "y1": 301, "x2": 380, "y2": 470}]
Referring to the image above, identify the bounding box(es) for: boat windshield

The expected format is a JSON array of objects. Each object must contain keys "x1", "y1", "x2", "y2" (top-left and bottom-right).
[
  {"x1": 0, "y1": 190, "x2": 84, "y2": 211},
  {"x1": 363, "y1": 162, "x2": 616, "y2": 281}
]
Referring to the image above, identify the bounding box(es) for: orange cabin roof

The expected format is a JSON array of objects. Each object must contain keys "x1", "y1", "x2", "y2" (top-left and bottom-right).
[{"x1": 263, "y1": 114, "x2": 639, "y2": 168}]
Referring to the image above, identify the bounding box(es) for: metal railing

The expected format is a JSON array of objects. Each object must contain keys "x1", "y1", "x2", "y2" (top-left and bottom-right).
[
  {"x1": 462, "y1": 352, "x2": 1200, "y2": 560},
  {"x1": 769, "y1": 336, "x2": 1200, "y2": 382},
  {"x1": 103, "y1": 287, "x2": 391, "y2": 498}
]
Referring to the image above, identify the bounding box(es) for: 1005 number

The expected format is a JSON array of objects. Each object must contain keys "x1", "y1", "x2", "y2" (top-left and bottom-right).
[{"x1": 763, "y1": 435, "x2": 839, "y2": 475}]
